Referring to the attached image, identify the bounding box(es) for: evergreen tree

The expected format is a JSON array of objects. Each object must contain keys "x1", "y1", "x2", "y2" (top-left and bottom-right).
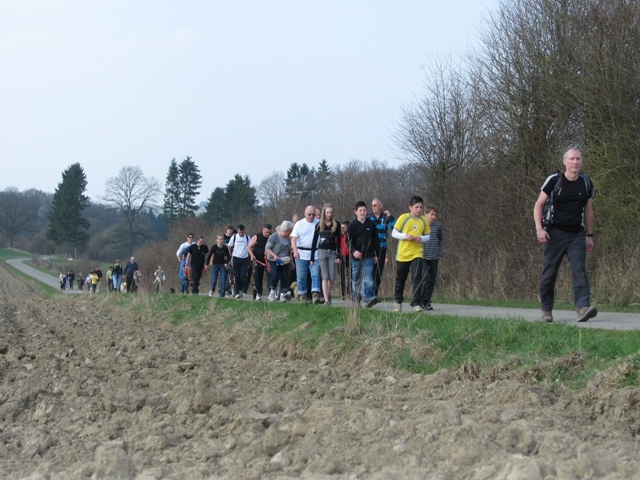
[
  {"x1": 203, "y1": 187, "x2": 229, "y2": 225},
  {"x1": 178, "y1": 156, "x2": 202, "y2": 217},
  {"x1": 46, "y1": 163, "x2": 90, "y2": 254},
  {"x1": 285, "y1": 162, "x2": 316, "y2": 204},
  {"x1": 163, "y1": 158, "x2": 180, "y2": 224},
  {"x1": 225, "y1": 174, "x2": 259, "y2": 222},
  {"x1": 314, "y1": 159, "x2": 332, "y2": 197}
]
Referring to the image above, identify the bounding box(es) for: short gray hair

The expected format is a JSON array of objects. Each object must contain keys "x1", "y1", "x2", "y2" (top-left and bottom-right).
[{"x1": 279, "y1": 220, "x2": 294, "y2": 232}]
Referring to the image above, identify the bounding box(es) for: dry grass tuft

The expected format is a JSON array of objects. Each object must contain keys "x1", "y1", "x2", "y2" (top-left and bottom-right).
[{"x1": 459, "y1": 360, "x2": 481, "y2": 381}]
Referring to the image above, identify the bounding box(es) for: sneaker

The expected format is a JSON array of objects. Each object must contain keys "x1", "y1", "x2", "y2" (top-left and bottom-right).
[
  {"x1": 311, "y1": 292, "x2": 322, "y2": 304},
  {"x1": 412, "y1": 305, "x2": 423, "y2": 313},
  {"x1": 268, "y1": 290, "x2": 277, "y2": 302},
  {"x1": 255, "y1": 294, "x2": 261, "y2": 301},
  {"x1": 208, "y1": 291, "x2": 213, "y2": 297},
  {"x1": 282, "y1": 292, "x2": 292, "y2": 301},
  {"x1": 577, "y1": 306, "x2": 597, "y2": 323},
  {"x1": 234, "y1": 293, "x2": 241, "y2": 299},
  {"x1": 394, "y1": 302, "x2": 402, "y2": 313},
  {"x1": 425, "y1": 303, "x2": 433, "y2": 311},
  {"x1": 365, "y1": 296, "x2": 377, "y2": 308},
  {"x1": 541, "y1": 311, "x2": 553, "y2": 323}
]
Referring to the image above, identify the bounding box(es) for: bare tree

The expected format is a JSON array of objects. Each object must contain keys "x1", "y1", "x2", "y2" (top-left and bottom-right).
[
  {"x1": 103, "y1": 166, "x2": 162, "y2": 252},
  {"x1": 395, "y1": 58, "x2": 483, "y2": 215}
]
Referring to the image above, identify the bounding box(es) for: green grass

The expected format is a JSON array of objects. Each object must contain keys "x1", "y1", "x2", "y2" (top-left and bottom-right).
[
  {"x1": 0, "y1": 248, "x2": 30, "y2": 260},
  {"x1": 76, "y1": 292, "x2": 640, "y2": 392}
]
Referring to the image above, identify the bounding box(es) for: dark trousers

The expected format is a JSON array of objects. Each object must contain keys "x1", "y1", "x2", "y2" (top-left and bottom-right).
[
  {"x1": 424, "y1": 259, "x2": 439, "y2": 305},
  {"x1": 539, "y1": 228, "x2": 590, "y2": 311},
  {"x1": 269, "y1": 262, "x2": 291, "y2": 294},
  {"x1": 339, "y1": 254, "x2": 351, "y2": 299},
  {"x1": 232, "y1": 257, "x2": 250, "y2": 295},
  {"x1": 125, "y1": 275, "x2": 134, "y2": 293},
  {"x1": 253, "y1": 261, "x2": 268, "y2": 296},
  {"x1": 373, "y1": 248, "x2": 387, "y2": 296},
  {"x1": 394, "y1": 258, "x2": 428, "y2": 307},
  {"x1": 191, "y1": 266, "x2": 204, "y2": 295}
]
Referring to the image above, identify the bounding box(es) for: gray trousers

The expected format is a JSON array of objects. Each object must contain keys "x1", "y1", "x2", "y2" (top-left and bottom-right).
[{"x1": 539, "y1": 228, "x2": 590, "y2": 311}]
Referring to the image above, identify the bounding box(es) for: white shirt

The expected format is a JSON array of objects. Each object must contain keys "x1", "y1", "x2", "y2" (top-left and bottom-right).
[
  {"x1": 229, "y1": 233, "x2": 249, "y2": 258},
  {"x1": 176, "y1": 241, "x2": 194, "y2": 260},
  {"x1": 291, "y1": 218, "x2": 319, "y2": 261}
]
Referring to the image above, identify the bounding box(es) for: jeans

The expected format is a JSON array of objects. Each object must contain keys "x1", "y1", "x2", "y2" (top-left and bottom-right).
[
  {"x1": 269, "y1": 261, "x2": 291, "y2": 294},
  {"x1": 295, "y1": 258, "x2": 321, "y2": 295},
  {"x1": 394, "y1": 258, "x2": 428, "y2": 307},
  {"x1": 210, "y1": 264, "x2": 228, "y2": 296},
  {"x1": 540, "y1": 228, "x2": 590, "y2": 311},
  {"x1": 351, "y1": 256, "x2": 375, "y2": 302},
  {"x1": 112, "y1": 273, "x2": 122, "y2": 292}
]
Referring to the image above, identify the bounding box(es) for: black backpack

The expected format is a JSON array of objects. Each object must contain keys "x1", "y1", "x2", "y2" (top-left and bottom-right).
[{"x1": 542, "y1": 171, "x2": 595, "y2": 231}]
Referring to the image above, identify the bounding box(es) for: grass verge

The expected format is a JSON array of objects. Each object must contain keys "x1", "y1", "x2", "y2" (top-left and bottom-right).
[{"x1": 83, "y1": 292, "x2": 640, "y2": 393}]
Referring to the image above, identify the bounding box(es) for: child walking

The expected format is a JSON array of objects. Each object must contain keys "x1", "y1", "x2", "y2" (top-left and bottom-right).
[
  {"x1": 391, "y1": 195, "x2": 431, "y2": 312},
  {"x1": 422, "y1": 205, "x2": 445, "y2": 310}
]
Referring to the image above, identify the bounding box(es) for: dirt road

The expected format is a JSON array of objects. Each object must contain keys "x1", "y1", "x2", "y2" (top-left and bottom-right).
[{"x1": 1, "y1": 265, "x2": 639, "y2": 479}]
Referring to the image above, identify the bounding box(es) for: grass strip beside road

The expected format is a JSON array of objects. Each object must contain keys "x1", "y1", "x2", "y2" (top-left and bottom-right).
[
  {"x1": 91, "y1": 293, "x2": 640, "y2": 392},
  {"x1": 0, "y1": 249, "x2": 30, "y2": 260}
]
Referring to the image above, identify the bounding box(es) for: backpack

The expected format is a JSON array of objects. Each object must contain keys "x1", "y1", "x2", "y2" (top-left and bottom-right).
[{"x1": 542, "y1": 171, "x2": 595, "y2": 231}]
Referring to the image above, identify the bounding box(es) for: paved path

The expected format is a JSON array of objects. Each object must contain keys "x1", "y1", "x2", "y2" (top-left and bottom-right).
[
  {"x1": 6, "y1": 258, "x2": 640, "y2": 331},
  {"x1": 7, "y1": 257, "x2": 84, "y2": 294}
]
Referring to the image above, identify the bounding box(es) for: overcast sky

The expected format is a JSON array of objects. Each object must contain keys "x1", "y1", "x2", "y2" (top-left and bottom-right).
[{"x1": 0, "y1": 0, "x2": 496, "y2": 204}]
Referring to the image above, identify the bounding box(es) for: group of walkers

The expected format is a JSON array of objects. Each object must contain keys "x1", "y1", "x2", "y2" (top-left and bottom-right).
[
  {"x1": 58, "y1": 266, "x2": 103, "y2": 293},
  {"x1": 55, "y1": 147, "x2": 598, "y2": 324},
  {"x1": 175, "y1": 197, "x2": 446, "y2": 312},
  {"x1": 60, "y1": 258, "x2": 143, "y2": 294},
  {"x1": 107, "y1": 257, "x2": 142, "y2": 293}
]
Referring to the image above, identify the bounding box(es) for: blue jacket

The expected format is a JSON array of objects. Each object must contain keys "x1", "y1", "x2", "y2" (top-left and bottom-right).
[{"x1": 367, "y1": 213, "x2": 396, "y2": 249}]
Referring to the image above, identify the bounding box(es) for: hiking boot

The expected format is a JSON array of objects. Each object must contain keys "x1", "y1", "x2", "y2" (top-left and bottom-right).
[
  {"x1": 541, "y1": 311, "x2": 553, "y2": 322},
  {"x1": 311, "y1": 292, "x2": 322, "y2": 304},
  {"x1": 365, "y1": 296, "x2": 377, "y2": 308},
  {"x1": 394, "y1": 302, "x2": 402, "y2": 313},
  {"x1": 268, "y1": 290, "x2": 277, "y2": 302},
  {"x1": 412, "y1": 305, "x2": 423, "y2": 313},
  {"x1": 299, "y1": 294, "x2": 308, "y2": 303},
  {"x1": 577, "y1": 306, "x2": 598, "y2": 323}
]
